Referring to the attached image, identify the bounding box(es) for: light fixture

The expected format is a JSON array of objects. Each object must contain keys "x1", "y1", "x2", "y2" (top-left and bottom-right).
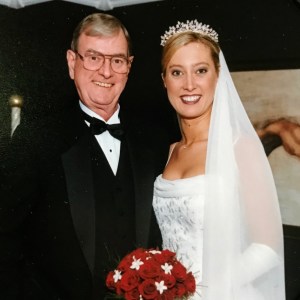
[{"x1": 0, "y1": 0, "x2": 163, "y2": 10}]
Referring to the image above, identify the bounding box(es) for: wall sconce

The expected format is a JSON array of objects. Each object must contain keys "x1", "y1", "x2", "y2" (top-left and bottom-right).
[{"x1": 9, "y1": 94, "x2": 23, "y2": 136}]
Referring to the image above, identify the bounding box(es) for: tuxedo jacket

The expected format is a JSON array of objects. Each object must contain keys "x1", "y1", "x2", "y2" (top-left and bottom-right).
[{"x1": 0, "y1": 103, "x2": 170, "y2": 300}]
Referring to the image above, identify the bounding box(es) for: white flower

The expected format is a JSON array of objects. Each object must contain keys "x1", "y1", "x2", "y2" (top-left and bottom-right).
[
  {"x1": 161, "y1": 262, "x2": 173, "y2": 274},
  {"x1": 130, "y1": 256, "x2": 144, "y2": 270},
  {"x1": 113, "y1": 270, "x2": 122, "y2": 282},
  {"x1": 155, "y1": 280, "x2": 168, "y2": 294},
  {"x1": 148, "y1": 249, "x2": 161, "y2": 254}
]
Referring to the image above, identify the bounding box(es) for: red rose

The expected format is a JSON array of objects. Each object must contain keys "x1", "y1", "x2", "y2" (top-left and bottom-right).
[
  {"x1": 157, "y1": 289, "x2": 175, "y2": 300},
  {"x1": 120, "y1": 269, "x2": 140, "y2": 291},
  {"x1": 138, "y1": 259, "x2": 161, "y2": 279},
  {"x1": 138, "y1": 279, "x2": 158, "y2": 299},
  {"x1": 131, "y1": 248, "x2": 148, "y2": 260},
  {"x1": 124, "y1": 288, "x2": 140, "y2": 300},
  {"x1": 184, "y1": 271, "x2": 196, "y2": 293},
  {"x1": 118, "y1": 248, "x2": 148, "y2": 272},
  {"x1": 161, "y1": 249, "x2": 176, "y2": 261},
  {"x1": 157, "y1": 274, "x2": 176, "y2": 288},
  {"x1": 174, "y1": 283, "x2": 187, "y2": 297},
  {"x1": 171, "y1": 262, "x2": 187, "y2": 282},
  {"x1": 154, "y1": 249, "x2": 176, "y2": 264},
  {"x1": 118, "y1": 255, "x2": 133, "y2": 272},
  {"x1": 106, "y1": 271, "x2": 116, "y2": 290}
]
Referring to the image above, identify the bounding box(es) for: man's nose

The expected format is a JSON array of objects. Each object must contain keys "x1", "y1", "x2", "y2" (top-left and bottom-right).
[{"x1": 98, "y1": 58, "x2": 112, "y2": 78}]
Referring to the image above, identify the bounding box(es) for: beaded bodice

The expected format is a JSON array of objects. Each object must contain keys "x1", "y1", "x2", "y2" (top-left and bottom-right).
[{"x1": 153, "y1": 174, "x2": 205, "y2": 299}]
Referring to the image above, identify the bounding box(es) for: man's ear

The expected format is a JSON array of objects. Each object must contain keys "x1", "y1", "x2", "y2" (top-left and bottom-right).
[
  {"x1": 66, "y1": 50, "x2": 76, "y2": 80},
  {"x1": 126, "y1": 56, "x2": 134, "y2": 74}
]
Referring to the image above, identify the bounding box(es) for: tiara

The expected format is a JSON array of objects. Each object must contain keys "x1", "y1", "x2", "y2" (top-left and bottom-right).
[{"x1": 160, "y1": 20, "x2": 219, "y2": 46}]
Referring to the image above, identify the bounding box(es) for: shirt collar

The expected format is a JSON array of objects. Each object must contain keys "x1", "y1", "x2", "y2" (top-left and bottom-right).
[{"x1": 79, "y1": 101, "x2": 120, "y2": 125}]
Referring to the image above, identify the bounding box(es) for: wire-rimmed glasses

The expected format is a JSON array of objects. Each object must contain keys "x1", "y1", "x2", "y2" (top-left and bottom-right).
[{"x1": 75, "y1": 51, "x2": 131, "y2": 74}]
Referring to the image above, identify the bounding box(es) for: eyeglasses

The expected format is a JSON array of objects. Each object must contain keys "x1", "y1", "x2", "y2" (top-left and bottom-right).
[{"x1": 75, "y1": 51, "x2": 131, "y2": 74}]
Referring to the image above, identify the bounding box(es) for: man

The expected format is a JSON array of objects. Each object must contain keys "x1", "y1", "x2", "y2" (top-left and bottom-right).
[{"x1": 0, "y1": 13, "x2": 169, "y2": 299}]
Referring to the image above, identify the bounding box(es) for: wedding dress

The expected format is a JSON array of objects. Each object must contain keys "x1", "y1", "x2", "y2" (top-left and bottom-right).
[
  {"x1": 154, "y1": 170, "x2": 285, "y2": 299},
  {"x1": 153, "y1": 174, "x2": 205, "y2": 299}
]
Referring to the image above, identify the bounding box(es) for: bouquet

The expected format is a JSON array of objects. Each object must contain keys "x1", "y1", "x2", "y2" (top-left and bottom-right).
[{"x1": 106, "y1": 248, "x2": 196, "y2": 299}]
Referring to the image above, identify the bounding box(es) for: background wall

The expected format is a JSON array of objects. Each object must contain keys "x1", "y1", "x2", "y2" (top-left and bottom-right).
[
  {"x1": 232, "y1": 69, "x2": 300, "y2": 227},
  {"x1": 0, "y1": 0, "x2": 300, "y2": 298}
]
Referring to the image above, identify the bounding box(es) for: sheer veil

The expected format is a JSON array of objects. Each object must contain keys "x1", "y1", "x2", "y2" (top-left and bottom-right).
[{"x1": 202, "y1": 51, "x2": 285, "y2": 299}]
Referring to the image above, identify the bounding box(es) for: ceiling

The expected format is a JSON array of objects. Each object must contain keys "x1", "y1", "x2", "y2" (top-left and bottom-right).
[{"x1": 0, "y1": 0, "x2": 162, "y2": 10}]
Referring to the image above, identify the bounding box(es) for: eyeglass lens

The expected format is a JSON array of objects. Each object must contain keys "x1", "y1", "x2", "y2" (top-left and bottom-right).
[{"x1": 82, "y1": 53, "x2": 129, "y2": 73}]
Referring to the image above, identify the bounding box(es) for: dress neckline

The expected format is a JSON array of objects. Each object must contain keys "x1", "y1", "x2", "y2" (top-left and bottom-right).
[{"x1": 159, "y1": 173, "x2": 205, "y2": 182}]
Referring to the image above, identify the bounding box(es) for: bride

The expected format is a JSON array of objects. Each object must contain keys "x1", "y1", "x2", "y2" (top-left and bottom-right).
[{"x1": 153, "y1": 20, "x2": 285, "y2": 299}]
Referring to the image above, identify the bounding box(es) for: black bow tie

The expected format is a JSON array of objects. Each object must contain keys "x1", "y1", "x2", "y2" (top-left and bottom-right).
[{"x1": 81, "y1": 111, "x2": 124, "y2": 140}]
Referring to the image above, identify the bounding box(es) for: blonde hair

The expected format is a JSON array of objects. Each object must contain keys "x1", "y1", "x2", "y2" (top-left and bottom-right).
[{"x1": 161, "y1": 31, "x2": 220, "y2": 76}]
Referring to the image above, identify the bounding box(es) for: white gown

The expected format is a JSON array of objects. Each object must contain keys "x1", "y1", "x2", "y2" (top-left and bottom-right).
[
  {"x1": 153, "y1": 174, "x2": 205, "y2": 299},
  {"x1": 153, "y1": 172, "x2": 283, "y2": 300}
]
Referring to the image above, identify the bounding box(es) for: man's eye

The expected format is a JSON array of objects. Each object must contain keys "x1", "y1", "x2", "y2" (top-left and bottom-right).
[
  {"x1": 89, "y1": 56, "x2": 99, "y2": 62},
  {"x1": 112, "y1": 57, "x2": 126, "y2": 65},
  {"x1": 197, "y1": 68, "x2": 207, "y2": 74}
]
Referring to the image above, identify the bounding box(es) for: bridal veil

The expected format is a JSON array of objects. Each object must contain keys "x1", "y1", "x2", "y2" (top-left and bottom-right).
[{"x1": 202, "y1": 51, "x2": 285, "y2": 299}]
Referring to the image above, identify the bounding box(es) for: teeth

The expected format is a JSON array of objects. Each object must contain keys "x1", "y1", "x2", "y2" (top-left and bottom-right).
[
  {"x1": 181, "y1": 95, "x2": 200, "y2": 102},
  {"x1": 94, "y1": 81, "x2": 112, "y2": 88}
]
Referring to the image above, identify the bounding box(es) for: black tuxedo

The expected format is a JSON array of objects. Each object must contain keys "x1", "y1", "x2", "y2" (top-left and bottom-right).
[{"x1": 0, "y1": 103, "x2": 170, "y2": 299}]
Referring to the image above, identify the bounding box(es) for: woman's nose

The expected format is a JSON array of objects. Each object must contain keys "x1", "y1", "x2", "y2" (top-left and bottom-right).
[{"x1": 183, "y1": 73, "x2": 196, "y2": 91}]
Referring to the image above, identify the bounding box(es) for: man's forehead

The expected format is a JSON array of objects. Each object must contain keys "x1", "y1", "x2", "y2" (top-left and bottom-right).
[{"x1": 77, "y1": 31, "x2": 128, "y2": 51}]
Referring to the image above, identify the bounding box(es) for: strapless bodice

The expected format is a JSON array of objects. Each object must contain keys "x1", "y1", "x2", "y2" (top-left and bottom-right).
[{"x1": 153, "y1": 174, "x2": 205, "y2": 299}]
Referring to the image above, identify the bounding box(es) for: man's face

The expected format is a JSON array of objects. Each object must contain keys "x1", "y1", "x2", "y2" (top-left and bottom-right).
[{"x1": 67, "y1": 30, "x2": 133, "y2": 119}]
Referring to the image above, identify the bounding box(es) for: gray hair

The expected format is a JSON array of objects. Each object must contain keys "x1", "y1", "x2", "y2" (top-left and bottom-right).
[{"x1": 71, "y1": 13, "x2": 132, "y2": 55}]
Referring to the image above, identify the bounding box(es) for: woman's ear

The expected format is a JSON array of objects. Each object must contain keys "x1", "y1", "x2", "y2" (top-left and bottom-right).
[{"x1": 161, "y1": 73, "x2": 166, "y2": 88}]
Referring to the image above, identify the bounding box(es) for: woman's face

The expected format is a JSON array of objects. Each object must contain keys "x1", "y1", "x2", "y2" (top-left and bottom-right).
[{"x1": 163, "y1": 42, "x2": 218, "y2": 120}]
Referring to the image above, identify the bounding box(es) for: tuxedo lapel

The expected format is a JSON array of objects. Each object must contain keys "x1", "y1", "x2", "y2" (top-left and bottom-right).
[{"x1": 61, "y1": 112, "x2": 96, "y2": 275}]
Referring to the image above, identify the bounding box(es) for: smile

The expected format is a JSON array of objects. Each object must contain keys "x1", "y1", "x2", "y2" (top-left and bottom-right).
[
  {"x1": 181, "y1": 95, "x2": 201, "y2": 104},
  {"x1": 93, "y1": 81, "x2": 113, "y2": 88}
]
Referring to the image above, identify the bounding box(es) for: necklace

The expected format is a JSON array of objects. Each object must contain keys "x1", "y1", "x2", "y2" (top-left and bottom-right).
[{"x1": 180, "y1": 141, "x2": 189, "y2": 149}]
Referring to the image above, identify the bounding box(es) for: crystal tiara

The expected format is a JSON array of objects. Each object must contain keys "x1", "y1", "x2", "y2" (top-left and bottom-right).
[{"x1": 160, "y1": 20, "x2": 219, "y2": 46}]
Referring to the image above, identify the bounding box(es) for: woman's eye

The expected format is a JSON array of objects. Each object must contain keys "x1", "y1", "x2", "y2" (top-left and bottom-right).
[{"x1": 171, "y1": 70, "x2": 182, "y2": 76}]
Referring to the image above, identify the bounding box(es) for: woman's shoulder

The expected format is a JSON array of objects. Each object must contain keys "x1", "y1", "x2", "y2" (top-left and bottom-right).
[{"x1": 169, "y1": 142, "x2": 177, "y2": 151}]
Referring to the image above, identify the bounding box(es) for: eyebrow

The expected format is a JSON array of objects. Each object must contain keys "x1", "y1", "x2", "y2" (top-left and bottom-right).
[
  {"x1": 168, "y1": 62, "x2": 210, "y2": 68},
  {"x1": 84, "y1": 49, "x2": 128, "y2": 58}
]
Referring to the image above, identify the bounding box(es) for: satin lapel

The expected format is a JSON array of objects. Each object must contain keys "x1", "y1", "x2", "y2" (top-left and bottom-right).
[{"x1": 61, "y1": 122, "x2": 95, "y2": 275}]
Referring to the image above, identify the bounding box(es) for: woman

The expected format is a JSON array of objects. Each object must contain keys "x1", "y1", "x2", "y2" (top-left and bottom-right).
[{"x1": 153, "y1": 20, "x2": 285, "y2": 299}]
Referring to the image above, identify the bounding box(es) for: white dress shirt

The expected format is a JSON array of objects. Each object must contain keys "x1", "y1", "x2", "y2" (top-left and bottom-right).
[{"x1": 79, "y1": 101, "x2": 121, "y2": 175}]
